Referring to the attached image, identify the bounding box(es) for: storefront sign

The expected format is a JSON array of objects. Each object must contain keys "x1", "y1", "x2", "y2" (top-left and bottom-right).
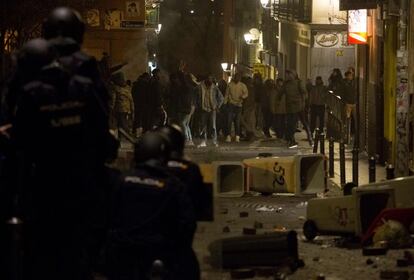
[
  {"x1": 315, "y1": 33, "x2": 339, "y2": 47},
  {"x1": 313, "y1": 32, "x2": 352, "y2": 48},
  {"x1": 253, "y1": 63, "x2": 266, "y2": 78},
  {"x1": 340, "y1": 0, "x2": 377, "y2": 11},
  {"x1": 348, "y1": 10, "x2": 368, "y2": 45}
]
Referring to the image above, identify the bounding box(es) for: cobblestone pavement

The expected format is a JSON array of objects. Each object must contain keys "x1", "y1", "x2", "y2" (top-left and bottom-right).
[
  {"x1": 116, "y1": 132, "x2": 412, "y2": 280},
  {"x1": 195, "y1": 195, "x2": 414, "y2": 280}
]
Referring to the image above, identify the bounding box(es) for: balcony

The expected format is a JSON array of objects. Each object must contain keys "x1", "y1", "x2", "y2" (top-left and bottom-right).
[{"x1": 273, "y1": 0, "x2": 312, "y2": 23}]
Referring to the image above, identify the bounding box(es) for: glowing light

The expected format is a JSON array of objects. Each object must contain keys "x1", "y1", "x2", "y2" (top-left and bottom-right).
[{"x1": 348, "y1": 10, "x2": 368, "y2": 45}]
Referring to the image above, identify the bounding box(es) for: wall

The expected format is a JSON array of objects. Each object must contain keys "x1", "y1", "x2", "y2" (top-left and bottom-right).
[
  {"x1": 82, "y1": 0, "x2": 148, "y2": 81},
  {"x1": 311, "y1": 0, "x2": 347, "y2": 24}
]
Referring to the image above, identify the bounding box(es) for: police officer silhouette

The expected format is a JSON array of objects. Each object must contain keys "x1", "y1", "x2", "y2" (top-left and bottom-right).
[
  {"x1": 107, "y1": 131, "x2": 196, "y2": 280},
  {"x1": 156, "y1": 124, "x2": 215, "y2": 280}
]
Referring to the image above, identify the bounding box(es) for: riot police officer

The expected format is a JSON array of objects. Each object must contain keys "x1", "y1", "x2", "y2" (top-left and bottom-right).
[
  {"x1": 42, "y1": 7, "x2": 118, "y2": 274},
  {"x1": 107, "y1": 131, "x2": 196, "y2": 280},
  {"x1": 157, "y1": 124, "x2": 215, "y2": 280},
  {"x1": 157, "y1": 124, "x2": 212, "y2": 221}
]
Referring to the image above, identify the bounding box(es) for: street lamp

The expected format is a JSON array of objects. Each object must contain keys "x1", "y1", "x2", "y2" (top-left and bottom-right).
[
  {"x1": 221, "y1": 62, "x2": 229, "y2": 71},
  {"x1": 260, "y1": 0, "x2": 270, "y2": 9},
  {"x1": 155, "y1": 23, "x2": 162, "y2": 34},
  {"x1": 244, "y1": 33, "x2": 254, "y2": 44}
]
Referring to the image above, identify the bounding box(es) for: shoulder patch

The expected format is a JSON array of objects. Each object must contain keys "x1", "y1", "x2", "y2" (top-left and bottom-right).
[
  {"x1": 124, "y1": 176, "x2": 165, "y2": 188},
  {"x1": 168, "y1": 161, "x2": 189, "y2": 170}
]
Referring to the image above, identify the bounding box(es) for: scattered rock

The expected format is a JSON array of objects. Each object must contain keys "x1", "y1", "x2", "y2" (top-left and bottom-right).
[
  {"x1": 315, "y1": 273, "x2": 325, "y2": 280},
  {"x1": 362, "y1": 247, "x2": 388, "y2": 256},
  {"x1": 243, "y1": 227, "x2": 256, "y2": 235},
  {"x1": 223, "y1": 226, "x2": 230, "y2": 233},
  {"x1": 397, "y1": 259, "x2": 409, "y2": 267},
  {"x1": 403, "y1": 251, "x2": 413, "y2": 264},
  {"x1": 220, "y1": 208, "x2": 229, "y2": 215},
  {"x1": 255, "y1": 267, "x2": 276, "y2": 277},
  {"x1": 313, "y1": 257, "x2": 320, "y2": 262},
  {"x1": 366, "y1": 258, "x2": 374, "y2": 265},
  {"x1": 298, "y1": 216, "x2": 306, "y2": 221},
  {"x1": 379, "y1": 270, "x2": 409, "y2": 280},
  {"x1": 273, "y1": 225, "x2": 287, "y2": 232},
  {"x1": 239, "y1": 212, "x2": 249, "y2": 218},
  {"x1": 230, "y1": 269, "x2": 255, "y2": 279},
  {"x1": 254, "y1": 221, "x2": 264, "y2": 229},
  {"x1": 274, "y1": 272, "x2": 288, "y2": 280},
  {"x1": 256, "y1": 206, "x2": 275, "y2": 213},
  {"x1": 372, "y1": 265, "x2": 378, "y2": 269}
]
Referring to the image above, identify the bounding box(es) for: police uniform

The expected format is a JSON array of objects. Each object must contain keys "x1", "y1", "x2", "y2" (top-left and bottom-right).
[
  {"x1": 107, "y1": 164, "x2": 196, "y2": 280},
  {"x1": 14, "y1": 62, "x2": 106, "y2": 280}
]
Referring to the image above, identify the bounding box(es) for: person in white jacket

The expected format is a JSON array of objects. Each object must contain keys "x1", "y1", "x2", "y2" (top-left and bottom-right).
[{"x1": 224, "y1": 73, "x2": 248, "y2": 142}]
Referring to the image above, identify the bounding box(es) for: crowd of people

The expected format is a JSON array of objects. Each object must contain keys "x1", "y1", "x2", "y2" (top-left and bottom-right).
[
  {"x1": 110, "y1": 64, "x2": 355, "y2": 149},
  {"x1": 0, "y1": 6, "x2": 358, "y2": 280},
  {"x1": 0, "y1": 7, "x2": 209, "y2": 280}
]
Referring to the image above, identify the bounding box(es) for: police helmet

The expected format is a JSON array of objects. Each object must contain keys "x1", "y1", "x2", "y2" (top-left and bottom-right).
[
  {"x1": 42, "y1": 7, "x2": 85, "y2": 44},
  {"x1": 156, "y1": 124, "x2": 185, "y2": 159},
  {"x1": 16, "y1": 38, "x2": 55, "y2": 76},
  {"x1": 134, "y1": 131, "x2": 171, "y2": 165}
]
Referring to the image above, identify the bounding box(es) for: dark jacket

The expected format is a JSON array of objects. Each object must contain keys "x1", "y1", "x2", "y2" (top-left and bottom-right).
[
  {"x1": 343, "y1": 79, "x2": 357, "y2": 104},
  {"x1": 283, "y1": 79, "x2": 307, "y2": 114},
  {"x1": 309, "y1": 84, "x2": 328, "y2": 106}
]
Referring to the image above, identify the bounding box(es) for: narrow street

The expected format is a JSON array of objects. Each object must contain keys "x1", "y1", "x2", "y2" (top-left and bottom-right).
[{"x1": 117, "y1": 132, "x2": 413, "y2": 279}]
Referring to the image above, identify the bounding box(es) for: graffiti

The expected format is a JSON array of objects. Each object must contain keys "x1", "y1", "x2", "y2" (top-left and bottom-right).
[
  {"x1": 335, "y1": 207, "x2": 349, "y2": 227},
  {"x1": 272, "y1": 162, "x2": 285, "y2": 186},
  {"x1": 395, "y1": 49, "x2": 409, "y2": 177}
]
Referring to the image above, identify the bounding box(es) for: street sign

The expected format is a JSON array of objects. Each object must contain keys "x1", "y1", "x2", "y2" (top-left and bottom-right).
[
  {"x1": 121, "y1": 20, "x2": 145, "y2": 28},
  {"x1": 348, "y1": 10, "x2": 368, "y2": 45},
  {"x1": 253, "y1": 63, "x2": 266, "y2": 78},
  {"x1": 339, "y1": 0, "x2": 378, "y2": 11}
]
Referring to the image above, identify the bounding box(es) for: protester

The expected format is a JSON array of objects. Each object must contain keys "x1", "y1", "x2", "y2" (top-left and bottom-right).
[
  {"x1": 196, "y1": 75, "x2": 224, "y2": 147},
  {"x1": 262, "y1": 79, "x2": 275, "y2": 138},
  {"x1": 224, "y1": 73, "x2": 248, "y2": 143},
  {"x1": 282, "y1": 70, "x2": 308, "y2": 147},
  {"x1": 131, "y1": 72, "x2": 151, "y2": 136},
  {"x1": 343, "y1": 70, "x2": 357, "y2": 144},
  {"x1": 309, "y1": 76, "x2": 328, "y2": 135},
  {"x1": 270, "y1": 78, "x2": 286, "y2": 140},
  {"x1": 240, "y1": 76, "x2": 261, "y2": 141}
]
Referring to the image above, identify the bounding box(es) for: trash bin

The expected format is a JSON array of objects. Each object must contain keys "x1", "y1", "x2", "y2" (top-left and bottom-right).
[
  {"x1": 304, "y1": 186, "x2": 395, "y2": 241},
  {"x1": 213, "y1": 162, "x2": 245, "y2": 197},
  {"x1": 359, "y1": 176, "x2": 414, "y2": 209},
  {"x1": 243, "y1": 154, "x2": 325, "y2": 195}
]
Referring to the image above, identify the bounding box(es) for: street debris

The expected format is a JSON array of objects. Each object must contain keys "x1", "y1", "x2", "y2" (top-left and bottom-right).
[
  {"x1": 230, "y1": 268, "x2": 255, "y2": 279},
  {"x1": 379, "y1": 270, "x2": 409, "y2": 280},
  {"x1": 223, "y1": 226, "x2": 231, "y2": 233},
  {"x1": 296, "y1": 202, "x2": 308, "y2": 208},
  {"x1": 403, "y1": 251, "x2": 414, "y2": 264},
  {"x1": 315, "y1": 273, "x2": 325, "y2": 280},
  {"x1": 273, "y1": 225, "x2": 287, "y2": 232},
  {"x1": 362, "y1": 247, "x2": 388, "y2": 256},
  {"x1": 239, "y1": 211, "x2": 249, "y2": 218},
  {"x1": 255, "y1": 206, "x2": 277, "y2": 212},
  {"x1": 396, "y1": 259, "x2": 409, "y2": 267},
  {"x1": 220, "y1": 208, "x2": 229, "y2": 215},
  {"x1": 366, "y1": 258, "x2": 374, "y2": 265},
  {"x1": 242, "y1": 227, "x2": 256, "y2": 235},
  {"x1": 373, "y1": 220, "x2": 412, "y2": 249},
  {"x1": 254, "y1": 221, "x2": 263, "y2": 229}
]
